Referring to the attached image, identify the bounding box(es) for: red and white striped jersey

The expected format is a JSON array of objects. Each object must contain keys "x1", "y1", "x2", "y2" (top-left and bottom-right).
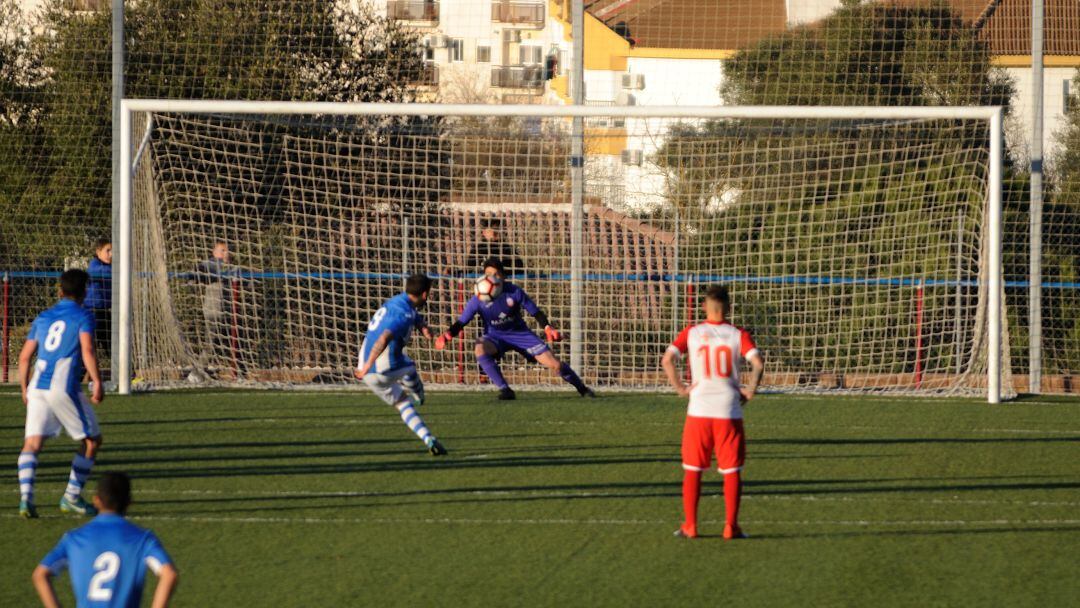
[{"x1": 668, "y1": 321, "x2": 759, "y2": 419}]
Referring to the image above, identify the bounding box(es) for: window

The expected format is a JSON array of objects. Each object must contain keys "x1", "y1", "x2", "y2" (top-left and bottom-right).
[
  {"x1": 449, "y1": 38, "x2": 464, "y2": 62},
  {"x1": 519, "y1": 45, "x2": 542, "y2": 65},
  {"x1": 1066, "y1": 79, "x2": 1076, "y2": 113},
  {"x1": 423, "y1": 46, "x2": 435, "y2": 62},
  {"x1": 476, "y1": 44, "x2": 491, "y2": 63}
]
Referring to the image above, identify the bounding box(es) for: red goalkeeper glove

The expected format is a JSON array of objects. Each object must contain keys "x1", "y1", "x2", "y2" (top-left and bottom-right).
[
  {"x1": 544, "y1": 326, "x2": 563, "y2": 343},
  {"x1": 434, "y1": 332, "x2": 453, "y2": 350}
]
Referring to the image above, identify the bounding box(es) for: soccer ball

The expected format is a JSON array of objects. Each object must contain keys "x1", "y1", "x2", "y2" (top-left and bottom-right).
[{"x1": 474, "y1": 275, "x2": 503, "y2": 302}]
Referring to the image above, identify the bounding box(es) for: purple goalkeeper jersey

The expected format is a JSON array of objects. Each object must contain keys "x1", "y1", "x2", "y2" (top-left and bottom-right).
[{"x1": 457, "y1": 282, "x2": 540, "y2": 335}]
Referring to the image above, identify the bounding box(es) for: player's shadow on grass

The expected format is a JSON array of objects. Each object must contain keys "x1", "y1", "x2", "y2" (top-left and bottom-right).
[
  {"x1": 112, "y1": 453, "x2": 674, "y2": 483},
  {"x1": 762, "y1": 525, "x2": 1080, "y2": 540},
  {"x1": 742, "y1": 476, "x2": 1080, "y2": 496},
  {"x1": 101, "y1": 412, "x2": 392, "y2": 426},
  {"x1": 752, "y1": 436, "x2": 1080, "y2": 446},
  {"x1": 98, "y1": 437, "x2": 416, "y2": 454},
  {"x1": 136, "y1": 480, "x2": 688, "y2": 514}
]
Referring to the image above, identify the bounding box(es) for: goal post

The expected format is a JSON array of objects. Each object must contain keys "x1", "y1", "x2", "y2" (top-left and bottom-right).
[{"x1": 117, "y1": 100, "x2": 1007, "y2": 402}]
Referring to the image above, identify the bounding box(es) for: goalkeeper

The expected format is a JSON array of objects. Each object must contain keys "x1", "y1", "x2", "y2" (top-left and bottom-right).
[{"x1": 435, "y1": 258, "x2": 595, "y2": 400}]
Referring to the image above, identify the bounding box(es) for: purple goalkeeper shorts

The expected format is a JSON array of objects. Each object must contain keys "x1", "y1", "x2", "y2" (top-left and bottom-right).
[{"x1": 479, "y1": 330, "x2": 550, "y2": 361}]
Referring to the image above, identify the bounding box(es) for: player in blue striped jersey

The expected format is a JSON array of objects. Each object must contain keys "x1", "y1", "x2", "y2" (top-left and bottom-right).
[
  {"x1": 33, "y1": 472, "x2": 179, "y2": 608},
  {"x1": 17, "y1": 269, "x2": 105, "y2": 518},
  {"x1": 355, "y1": 274, "x2": 447, "y2": 456}
]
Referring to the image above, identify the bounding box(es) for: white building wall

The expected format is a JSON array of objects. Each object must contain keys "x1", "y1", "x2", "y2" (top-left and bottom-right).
[
  {"x1": 786, "y1": 0, "x2": 842, "y2": 26},
  {"x1": 1006, "y1": 66, "x2": 1077, "y2": 163}
]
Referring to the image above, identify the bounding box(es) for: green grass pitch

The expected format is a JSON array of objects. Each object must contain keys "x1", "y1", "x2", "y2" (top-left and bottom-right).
[{"x1": 1, "y1": 389, "x2": 1078, "y2": 606}]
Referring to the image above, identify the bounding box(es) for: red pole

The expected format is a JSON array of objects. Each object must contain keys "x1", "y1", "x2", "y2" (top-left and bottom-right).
[
  {"x1": 456, "y1": 279, "x2": 465, "y2": 384},
  {"x1": 914, "y1": 279, "x2": 924, "y2": 389},
  {"x1": 685, "y1": 280, "x2": 694, "y2": 382},
  {"x1": 230, "y1": 278, "x2": 240, "y2": 376},
  {"x1": 2, "y1": 273, "x2": 9, "y2": 383}
]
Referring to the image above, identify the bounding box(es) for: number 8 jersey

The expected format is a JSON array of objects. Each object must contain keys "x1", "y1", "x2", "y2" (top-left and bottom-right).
[
  {"x1": 668, "y1": 321, "x2": 759, "y2": 419},
  {"x1": 29, "y1": 299, "x2": 96, "y2": 394}
]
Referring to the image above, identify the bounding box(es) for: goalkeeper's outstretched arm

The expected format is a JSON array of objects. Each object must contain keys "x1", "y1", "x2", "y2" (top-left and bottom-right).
[{"x1": 435, "y1": 297, "x2": 479, "y2": 350}]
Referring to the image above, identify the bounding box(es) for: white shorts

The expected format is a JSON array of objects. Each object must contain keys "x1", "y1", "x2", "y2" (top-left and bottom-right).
[
  {"x1": 362, "y1": 365, "x2": 425, "y2": 406},
  {"x1": 25, "y1": 388, "x2": 101, "y2": 440}
]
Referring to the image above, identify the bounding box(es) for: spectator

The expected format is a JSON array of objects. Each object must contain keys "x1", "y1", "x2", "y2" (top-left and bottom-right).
[
  {"x1": 192, "y1": 241, "x2": 244, "y2": 376},
  {"x1": 468, "y1": 217, "x2": 525, "y2": 277},
  {"x1": 84, "y1": 238, "x2": 112, "y2": 373}
]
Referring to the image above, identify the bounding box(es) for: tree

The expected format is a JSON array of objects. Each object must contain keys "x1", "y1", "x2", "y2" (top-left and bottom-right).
[
  {"x1": 653, "y1": 1, "x2": 1020, "y2": 376},
  {"x1": 1044, "y1": 70, "x2": 1080, "y2": 373},
  {"x1": 0, "y1": 0, "x2": 431, "y2": 260},
  {"x1": 0, "y1": 0, "x2": 436, "y2": 355}
]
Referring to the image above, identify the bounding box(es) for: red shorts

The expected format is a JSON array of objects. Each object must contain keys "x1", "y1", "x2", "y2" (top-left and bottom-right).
[{"x1": 681, "y1": 416, "x2": 745, "y2": 473}]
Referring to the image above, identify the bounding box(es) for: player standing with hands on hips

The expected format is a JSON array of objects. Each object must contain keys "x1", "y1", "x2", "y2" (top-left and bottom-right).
[
  {"x1": 33, "y1": 472, "x2": 179, "y2": 608},
  {"x1": 661, "y1": 285, "x2": 765, "y2": 540}
]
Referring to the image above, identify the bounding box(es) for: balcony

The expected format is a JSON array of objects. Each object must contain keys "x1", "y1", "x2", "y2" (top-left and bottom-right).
[
  {"x1": 491, "y1": 65, "x2": 545, "y2": 90},
  {"x1": 410, "y1": 63, "x2": 439, "y2": 87},
  {"x1": 491, "y1": 1, "x2": 545, "y2": 27},
  {"x1": 387, "y1": 0, "x2": 439, "y2": 23}
]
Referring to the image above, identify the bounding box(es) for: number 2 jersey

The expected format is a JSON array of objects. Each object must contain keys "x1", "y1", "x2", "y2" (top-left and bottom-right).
[
  {"x1": 40, "y1": 514, "x2": 172, "y2": 608},
  {"x1": 668, "y1": 321, "x2": 759, "y2": 419}
]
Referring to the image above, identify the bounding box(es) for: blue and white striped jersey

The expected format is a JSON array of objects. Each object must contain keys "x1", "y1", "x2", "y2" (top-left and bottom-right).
[
  {"x1": 28, "y1": 299, "x2": 95, "y2": 394},
  {"x1": 359, "y1": 293, "x2": 424, "y2": 375}
]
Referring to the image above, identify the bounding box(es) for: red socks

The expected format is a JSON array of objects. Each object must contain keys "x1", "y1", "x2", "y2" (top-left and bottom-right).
[
  {"x1": 682, "y1": 470, "x2": 741, "y2": 537},
  {"x1": 682, "y1": 470, "x2": 702, "y2": 536},
  {"x1": 724, "y1": 471, "x2": 741, "y2": 527}
]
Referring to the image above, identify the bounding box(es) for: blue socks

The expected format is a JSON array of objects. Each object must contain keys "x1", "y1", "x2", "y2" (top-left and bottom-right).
[
  {"x1": 559, "y1": 362, "x2": 588, "y2": 393},
  {"x1": 477, "y1": 354, "x2": 509, "y2": 389}
]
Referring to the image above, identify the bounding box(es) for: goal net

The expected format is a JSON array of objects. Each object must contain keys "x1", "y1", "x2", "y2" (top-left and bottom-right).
[{"x1": 121, "y1": 101, "x2": 1011, "y2": 400}]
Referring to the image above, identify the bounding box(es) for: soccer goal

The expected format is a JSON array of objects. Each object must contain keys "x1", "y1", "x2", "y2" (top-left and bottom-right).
[{"x1": 117, "y1": 101, "x2": 1009, "y2": 401}]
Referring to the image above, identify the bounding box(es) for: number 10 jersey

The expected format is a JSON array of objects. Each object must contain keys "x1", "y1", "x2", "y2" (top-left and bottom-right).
[{"x1": 668, "y1": 321, "x2": 759, "y2": 419}]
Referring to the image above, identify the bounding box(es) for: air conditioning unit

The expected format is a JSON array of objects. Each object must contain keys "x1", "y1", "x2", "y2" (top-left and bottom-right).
[
  {"x1": 621, "y1": 73, "x2": 645, "y2": 90},
  {"x1": 621, "y1": 149, "x2": 643, "y2": 166},
  {"x1": 615, "y1": 91, "x2": 636, "y2": 106},
  {"x1": 502, "y1": 29, "x2": 522, "y2": 43},
  {"x1": 428, "y1": 35, "x2": 449, "y2": 48}
]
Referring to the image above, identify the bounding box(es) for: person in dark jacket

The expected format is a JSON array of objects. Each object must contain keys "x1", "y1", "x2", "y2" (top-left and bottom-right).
[
  {"x1": 468, "y1": 218, "x2": 525, "y2": 278},
  {"x1": 84, "y1": 238, "x2": 112, "y2": 370}
]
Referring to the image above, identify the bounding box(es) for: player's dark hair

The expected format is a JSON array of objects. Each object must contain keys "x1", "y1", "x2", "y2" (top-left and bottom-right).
[
  {"x1": 704, "y1": 285, "x2": 731, "y2": 309},
  {"x1": 60, "y1": 269, "x2": 89, "y2": 300},
  {"x1": 96, "y1": 472, "x2": 133, "y2": 515},
  {"x1": 480, "y1": 217, "x2": 503, "y2": 230},
  {"x1": 94, "y1": 237, "x2": 111, "y2": 252},
  {"x1": 482, "y1": 257, "x2": 506, "y2": 275},
  {"x1": 405, "y1": 273, "x2": 432, "y2": 296}
]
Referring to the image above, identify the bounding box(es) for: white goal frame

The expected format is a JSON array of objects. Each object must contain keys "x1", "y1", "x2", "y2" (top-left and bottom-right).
[{"x1": 117, "y1": 100, "x2": 1004, "y2": 402}]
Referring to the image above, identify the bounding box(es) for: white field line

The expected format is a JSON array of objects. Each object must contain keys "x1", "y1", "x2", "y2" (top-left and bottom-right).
[
  {"x1": 102, "y1": 416, "x2": 1078, "y2": 436},
  {"x1": 2, "y1": 512, "x2": 1078, "y2": 527},
  {"x1": 51, "y1": 488, "x2": 1080, "y2": 509}
]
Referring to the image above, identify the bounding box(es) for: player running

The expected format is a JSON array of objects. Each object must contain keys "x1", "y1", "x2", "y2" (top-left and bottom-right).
[
  {"x1": 661, "y1": 285, "x2": 765, "y2": 540},
  {"x1": 434, "y1": 257, "x2": 594, "y2": 400},
  {"x1": 355, "y1": 273, "x2": 447, "y2": 456},
  {"x1": 33, "y1": 472, "x2": 179, "y2": 608},
  {"x1": 17, "y1": 269, "x2": 105, "y2": 518}
]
